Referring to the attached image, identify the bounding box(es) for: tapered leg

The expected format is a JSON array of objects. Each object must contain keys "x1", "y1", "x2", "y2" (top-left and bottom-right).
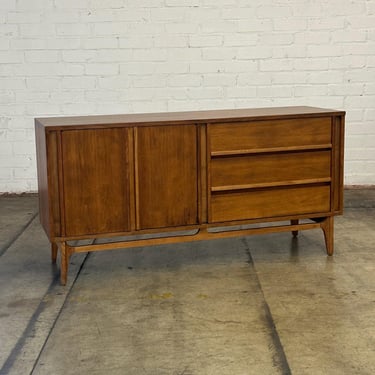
[
  {"x1": 60, "y1": 242, "x2": 69, "y2": 286},
  {"x1": 291, "y1": 219, "x2": 299, "y2": 237},
  {"x1": 321, "y1": 216, "x2": 334, "y2": 256},
  {"x1": 51, "y1": 242, "x2": 58, "y2": 264}
]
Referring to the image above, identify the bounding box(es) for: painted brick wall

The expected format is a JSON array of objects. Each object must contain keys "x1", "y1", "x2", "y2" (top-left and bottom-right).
[{"x1": 1, "y1": 0, "x2": 374, "y2": 192}]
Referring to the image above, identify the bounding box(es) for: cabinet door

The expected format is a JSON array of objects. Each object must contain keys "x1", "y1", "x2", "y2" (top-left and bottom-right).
[
  {"x1": 61, "y1": 128, "x2": 132, "y2": 236},
  {"x1": 136, "y1": 125, "x2": 198, "y2": 229}
]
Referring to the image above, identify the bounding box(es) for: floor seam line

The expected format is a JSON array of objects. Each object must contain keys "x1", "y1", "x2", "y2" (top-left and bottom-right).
[
  {"x1": 241, "y1": 237, "x2": 292, "y2": 375},
  {"x1": 29, "y1": 252, "x2": 90, "y2": 375},
  {"x1": 0, "y1": 212, "x2": 38, "y2": 258},
  {"x1": 0, "y1": 252, "x2": 89, "y2": 375},
  {"x1": 0, "y1": 273, "x2": 60, "y2": 375}
]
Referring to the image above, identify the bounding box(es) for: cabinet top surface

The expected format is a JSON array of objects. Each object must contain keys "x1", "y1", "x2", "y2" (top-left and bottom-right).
[{"x1": 36, "y1": 106, "x2": 345, "y2": 129}]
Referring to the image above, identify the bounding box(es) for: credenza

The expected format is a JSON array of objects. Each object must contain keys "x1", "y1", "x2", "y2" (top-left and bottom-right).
[{"x1": 35, "y1": 106, "x2": 345, "y2": 285}]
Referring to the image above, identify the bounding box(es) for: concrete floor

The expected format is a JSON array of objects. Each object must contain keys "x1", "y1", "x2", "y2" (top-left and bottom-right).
[{"x1": 0, "y1": 190, "x2": 374, "y2": 375}]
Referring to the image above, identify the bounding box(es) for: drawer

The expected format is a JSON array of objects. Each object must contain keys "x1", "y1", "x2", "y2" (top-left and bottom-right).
[
  {"x1": 210, "y1": 185, "x2": 331, "y2": 223},
  {"x1": 211, "y1": 150, "x2": 331, "y2": 190},
  {"x1": 209, "y1": 117, "x2": 332, "y2": 153}
]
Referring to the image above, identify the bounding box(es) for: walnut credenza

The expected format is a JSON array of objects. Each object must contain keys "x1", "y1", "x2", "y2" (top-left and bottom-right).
[{"x1": 35, "y1": 106, "x2": 345, "y2": 285}]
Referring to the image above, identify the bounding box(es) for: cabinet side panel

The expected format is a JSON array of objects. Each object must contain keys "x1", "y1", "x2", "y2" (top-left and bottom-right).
[
  {"x1": 35, "y1": 124, "x2": 61, "y2": 239},
  {"x1": 333, "y1": 115, "x2": 345, "y2": 213},
  {"x1": 137, "y1": 125, "x2": 198, "y2": 229},
  {"x1": 199, "y1": 124, "x2": 208, "y2": 224},
  {"x1": 35, "y1": 121, "x2": 50, "y2": 238},
  {"x1": 61, "y1": 128, "x2": 132, "y2": 236},
  {"x1": 47, "y1": 131, "x2": 61, "y2": 238}
]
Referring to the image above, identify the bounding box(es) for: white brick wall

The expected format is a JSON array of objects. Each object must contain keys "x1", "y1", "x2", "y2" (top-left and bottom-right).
[{"x1": 1, "y1": 0, "x2": 375, "y2": 192}]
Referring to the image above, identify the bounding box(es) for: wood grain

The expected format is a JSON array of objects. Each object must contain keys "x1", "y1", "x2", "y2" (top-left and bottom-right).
[
  {"x1": 35, "y1": 106, "x2": 345, "y2": 130},
  {"x1": 69, "y1": 221, "x2": 323, "y2": 254},
  {"x1": 333, "y1": 115, "x2": 345, "y2": 214},
  {"x1": 35, "y1": 122, "x2": 50, "y2": 238},
  {"x1": 210, "y1": 185, "x2": 331, "y2": 223},
  {"x1": 34, "y1": 107, "x2": 345, "y2": 285},
  {"x1": 211, "y1": 150, "x2": 331, "y2": 189},
  {"x1": 209, "y1": 117, "x2": 332, "y2": 152},
  {"x1": 61, "y1": 128, "x2": 132, "y2": 236},
  {"x1": 136, "y1": 124, "x2": 198, "y2": 229}
]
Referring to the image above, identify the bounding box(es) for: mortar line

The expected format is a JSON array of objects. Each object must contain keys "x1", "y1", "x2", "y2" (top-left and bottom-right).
[{"x1": 241, "y1": 237, "x2": 292, "y2": 375}]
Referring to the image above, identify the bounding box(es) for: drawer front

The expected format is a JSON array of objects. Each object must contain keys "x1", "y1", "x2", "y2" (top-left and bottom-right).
[
  {"x1": 209, "y1": 117, "x2": 332, "y2": 152},
  {"x1": 210, "y1": 185, "x2": 331, "y2": 223},
  {"x1": 211, "y1": 150, "x2": 331, "y2": 189}
]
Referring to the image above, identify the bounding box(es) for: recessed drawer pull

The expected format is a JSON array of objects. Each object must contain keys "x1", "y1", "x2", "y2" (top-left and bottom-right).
[
  {"x1": 211, "y1": 144, "x2": 332, "y2": 157},
  {"x1": 211, "y1": 178, "x2": 332, "y2": 192}
]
